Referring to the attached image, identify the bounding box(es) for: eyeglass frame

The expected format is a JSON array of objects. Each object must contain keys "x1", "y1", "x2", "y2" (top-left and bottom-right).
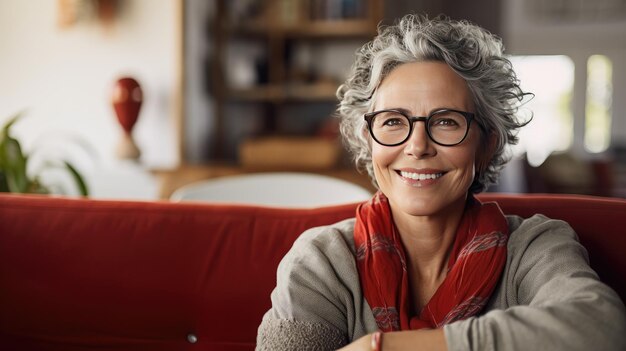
[{"x1": 363, "y1": 108, "x2": 476, "y2": 147}]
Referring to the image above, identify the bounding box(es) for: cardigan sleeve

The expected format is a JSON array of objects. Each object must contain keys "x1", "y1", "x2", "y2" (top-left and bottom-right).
[
  {"x1": 444, "y1": 214, "x2": 626, "y2": 351},
  {"x1": 256, "y1": 221, "x2": 372, "y2": 351}
]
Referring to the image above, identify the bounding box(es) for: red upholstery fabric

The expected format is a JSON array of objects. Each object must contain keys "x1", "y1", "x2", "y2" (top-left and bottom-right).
[{"x1": 0, "y1": 193, "x2": 624, "y2": 350}]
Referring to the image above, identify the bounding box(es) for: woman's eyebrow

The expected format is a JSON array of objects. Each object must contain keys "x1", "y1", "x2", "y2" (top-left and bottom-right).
[
  {"x1": 376, "y1": 106, "x2": 462, "y2": 115},
  {"x1": 375, "y1": 107, "x2": 411, "y2": 114}
]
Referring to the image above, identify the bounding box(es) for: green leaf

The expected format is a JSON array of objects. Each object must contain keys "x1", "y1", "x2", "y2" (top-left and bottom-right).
[
  {"x1": 0, "y1": 112, "x2": 32, "y2": 193},
  {"x1": 0, "y1": 171, "x2": 9, "y2": 192},
  {"x1": 1, "y1": 113, "x2": 22, "y2": 138},
  {"x1": 63, "y1": 161, "x2": 89, "y2": 196},
  {"x1": 1, "y1": 134, "x2": 29, "y2": 193}
]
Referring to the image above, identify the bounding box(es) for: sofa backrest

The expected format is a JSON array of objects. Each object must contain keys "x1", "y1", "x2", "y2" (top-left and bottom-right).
[
  {"x1": 1, "y1": 193, "x2": 624, "y2": 351},
  {"x1": 0, "y1": 194, "x2": 359, "y2": 351}
]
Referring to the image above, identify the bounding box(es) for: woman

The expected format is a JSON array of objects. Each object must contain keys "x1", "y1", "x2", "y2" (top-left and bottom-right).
[{"x1": 256, "y1": 14, "x2": 626, "y2": 350}]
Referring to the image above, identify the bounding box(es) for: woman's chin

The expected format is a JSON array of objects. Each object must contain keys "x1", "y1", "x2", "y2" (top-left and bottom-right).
[
  {"x1": 390, "y1": 193, "x2": 468, "y2": 219},
  {"x1": 392, "y1": 197, "x2": 442, "y2": 217}
]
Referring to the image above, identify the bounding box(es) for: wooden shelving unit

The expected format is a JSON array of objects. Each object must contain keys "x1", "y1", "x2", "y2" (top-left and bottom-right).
[
  {"x1": 209, "y1": 0, "x2": 383, "y2": 162},
  {"x1": 227, "y1": 81, "x2": 339, "y2": 102}
]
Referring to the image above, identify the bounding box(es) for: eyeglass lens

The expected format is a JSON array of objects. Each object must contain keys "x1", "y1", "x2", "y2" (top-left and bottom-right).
[{"x1": 370, "y1": 110, "x2": 469, "y2": 146}]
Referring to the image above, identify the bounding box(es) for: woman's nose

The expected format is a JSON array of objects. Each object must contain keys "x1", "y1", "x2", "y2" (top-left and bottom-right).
[{"x1": 403, "y1": 122, "x2": 436, "y2": 158}]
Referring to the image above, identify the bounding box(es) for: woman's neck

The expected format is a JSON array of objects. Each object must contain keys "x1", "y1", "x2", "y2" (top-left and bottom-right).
[
  {"x1": 398, "y1": 217, "x2": 460, "y2": 280},
  {"x1": 391, "y1": 198, "x2": 467, "y2": 312},
  {"x1": 391, "y1": 201, "x2": 465, "y2": 261}
]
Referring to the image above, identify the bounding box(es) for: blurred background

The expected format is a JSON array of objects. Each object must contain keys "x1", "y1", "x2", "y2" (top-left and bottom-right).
[{"x1": 1, "y1": 0, "x2": 625, "y2": 200}]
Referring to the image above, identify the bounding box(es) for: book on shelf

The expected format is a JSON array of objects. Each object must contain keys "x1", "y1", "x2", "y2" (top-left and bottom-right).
[{"x1": 308, "y1": 0, "x2": 368, "y2": 21}]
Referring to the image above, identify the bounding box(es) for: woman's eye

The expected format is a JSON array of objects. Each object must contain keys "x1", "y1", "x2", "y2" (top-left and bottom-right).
[
  {"x1": 432, "y1": 118, "x2": 459, "y2": 127},
  {"x1": 382, "y1": 118, "x2": 404, "y2": 126}
]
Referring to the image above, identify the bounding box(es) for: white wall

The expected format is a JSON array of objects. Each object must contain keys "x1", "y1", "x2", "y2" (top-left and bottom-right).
[
  {"x1": 0, "y1": 0, "x2": 179, "y2": 171},
  {"x1": 502, "y1": 0, "x2": 626, "y2": 152}
]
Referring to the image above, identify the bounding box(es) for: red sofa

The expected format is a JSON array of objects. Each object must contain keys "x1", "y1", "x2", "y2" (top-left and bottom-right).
[{"x1": 1, "y1": 193, "x2": 625, "y2": 350}]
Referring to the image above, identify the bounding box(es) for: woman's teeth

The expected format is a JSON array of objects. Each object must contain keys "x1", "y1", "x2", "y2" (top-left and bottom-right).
[{"x1": 400, "y1": 171, "x2": 444, "y2": 181}]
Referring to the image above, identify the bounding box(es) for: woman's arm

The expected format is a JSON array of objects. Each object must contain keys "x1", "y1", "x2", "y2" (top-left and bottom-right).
[
  {"x1": 443, "y1": 215, "x2": 626, "y2": 351},
  {"x1": 257, "y1": 221, "x2": 374, "y2": 350},
  {"x1": 339, "y1": 329, "x2": 447, "y2": 351}
]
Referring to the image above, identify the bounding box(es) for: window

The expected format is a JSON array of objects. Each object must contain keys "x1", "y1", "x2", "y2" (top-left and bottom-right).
[
  {"x1": 508, "y1": 55, "x2": 575, "y2": 166},
  {"x1": 585, "y1": 55, "x2": 612, "y2": 153}
]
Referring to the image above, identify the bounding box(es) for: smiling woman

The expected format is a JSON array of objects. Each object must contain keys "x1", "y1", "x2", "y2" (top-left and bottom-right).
[
  {"x1": 368, "y1": 62, "x2": 482, "y2": 221},
  {"x1": 256, "y1": 14, "x2": 626, "y2": 351}
]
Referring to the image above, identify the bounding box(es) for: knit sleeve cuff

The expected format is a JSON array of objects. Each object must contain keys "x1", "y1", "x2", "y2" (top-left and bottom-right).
[{"x1": 256, "y1": 317, "x2": 347, "y2": 351}]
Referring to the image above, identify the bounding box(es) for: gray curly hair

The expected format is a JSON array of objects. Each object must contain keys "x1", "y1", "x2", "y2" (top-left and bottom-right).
[{"x1": 336, "y1": 14, "x2": 531, "y2": 193}]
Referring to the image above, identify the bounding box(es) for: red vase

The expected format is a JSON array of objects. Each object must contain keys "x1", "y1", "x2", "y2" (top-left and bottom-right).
[{"x1": 111, "y1": 77, "x2": 142, "y2": 159}]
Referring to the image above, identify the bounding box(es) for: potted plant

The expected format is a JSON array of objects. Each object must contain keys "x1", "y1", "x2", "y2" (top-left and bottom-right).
[{"x1": 0, "y1": 113, "x2": 89, "y2": 196}]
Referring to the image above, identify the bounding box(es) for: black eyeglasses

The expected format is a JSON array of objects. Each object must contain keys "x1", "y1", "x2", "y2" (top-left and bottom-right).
[{"x1": 364, "y1": 108, "x2": 475, "y2": 146}]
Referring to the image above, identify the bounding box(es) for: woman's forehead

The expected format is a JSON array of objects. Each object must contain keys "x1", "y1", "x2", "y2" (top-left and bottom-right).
[{"x1": 374, "y1": 62, "x2": 474, "y2": 112}]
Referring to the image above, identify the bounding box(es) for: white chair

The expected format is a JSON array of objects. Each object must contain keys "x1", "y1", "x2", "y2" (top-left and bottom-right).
[{"x1": 169, "y1": 172, "x2": 373, "y2": 208}]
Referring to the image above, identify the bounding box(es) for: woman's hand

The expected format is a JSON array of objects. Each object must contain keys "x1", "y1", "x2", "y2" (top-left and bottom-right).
[
  {"x1": 337, "y1": 329, "x2": 447, "y2": 351},
  {"x1": 337, "y1": 333, "x2": 377, "y2": 351}
]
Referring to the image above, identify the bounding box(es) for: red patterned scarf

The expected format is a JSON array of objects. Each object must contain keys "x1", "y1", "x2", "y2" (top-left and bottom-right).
[{"x1": 354, "y1": 192, "x2": 509, "y2": 331}]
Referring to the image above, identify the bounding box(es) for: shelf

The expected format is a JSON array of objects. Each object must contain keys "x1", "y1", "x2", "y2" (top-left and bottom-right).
[
  {"x1": 288, "y1": 82, "x2": 339, "y2": 100},
  {"x1": 228, "y1": 82, "x2": 339, "y2": 102},
  {"x1": 239, "y1": 136, "x2": 340, "y2": 169},
  {"x1": 208, "y1": 0, "x2": 383, "y2": 161},
  {"x1": 230, "y1": 19, "x2": 377, "y2": 38},
  {"x1": 228, "y1": 85, "x2": 284, "y2": 102},
  {"x1": 286, "y1": 19, "x2": 378, "y2": 38}
]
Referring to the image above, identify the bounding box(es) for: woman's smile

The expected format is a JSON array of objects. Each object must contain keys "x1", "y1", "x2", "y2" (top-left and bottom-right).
[{"x1": 396, "y1": 168, "x2": 446, "y2": 187}]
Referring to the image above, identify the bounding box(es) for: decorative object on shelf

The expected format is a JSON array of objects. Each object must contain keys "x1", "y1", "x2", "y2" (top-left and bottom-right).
[
  {"x1": 307, "y1": 0, "x2": 368, "y2": 21},
  {"x1": 0, "y1": 113, "x2": 89, "y2": 196},
  {"x1": 239, "y1": 136, "x2": 340, "y2": 169},
  {"x1": 111, "y1": 77, "x2": 143, "y2": 160},
  {"x1": 228, "y1": 56, "x2": 258, "y2": 89},
  {"x1": 57, "y1": 0, "x2": 119, "y2": 28}
]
